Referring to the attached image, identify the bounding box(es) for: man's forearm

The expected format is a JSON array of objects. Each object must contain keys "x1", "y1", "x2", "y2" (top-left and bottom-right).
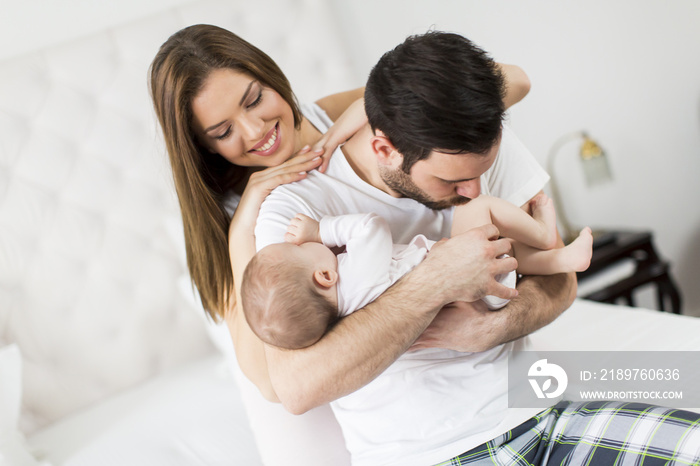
[
  {"x1": 481, "y1": 217, "x2": 578, "y2": 349},
  {"x1": 483, "y1": 271, "x2": 577, "y2": 350}
]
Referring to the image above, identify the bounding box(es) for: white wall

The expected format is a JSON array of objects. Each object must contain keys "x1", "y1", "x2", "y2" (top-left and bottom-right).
[
  {"x1": 0, "y1": 0, "x2": 194, "y2": 60},
  {"x1": 331, "y1": 0, "x2": 700, "y2": 315},
  {"x1": 3, "y1": 0, "x2": 699, "y2": 314}
]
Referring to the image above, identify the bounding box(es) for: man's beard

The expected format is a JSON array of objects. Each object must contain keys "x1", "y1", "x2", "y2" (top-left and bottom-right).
[{"x1": 379, "y1": 166, "x2": 470, "y2": 210}]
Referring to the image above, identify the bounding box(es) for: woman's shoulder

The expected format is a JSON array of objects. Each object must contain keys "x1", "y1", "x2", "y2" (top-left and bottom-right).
[{"x1": 300, "y1": 102, "x2": 333, "y2": 133}]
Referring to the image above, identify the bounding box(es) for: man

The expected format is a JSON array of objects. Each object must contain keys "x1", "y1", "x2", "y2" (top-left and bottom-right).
[{"x1": 255, "y1": 32, "x2": 700, "y2": 465}]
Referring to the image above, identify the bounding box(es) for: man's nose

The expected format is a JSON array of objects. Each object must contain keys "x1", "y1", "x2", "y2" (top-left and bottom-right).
[{"x1": 455, "y1": 180, "x2": 481, "y2": 199}]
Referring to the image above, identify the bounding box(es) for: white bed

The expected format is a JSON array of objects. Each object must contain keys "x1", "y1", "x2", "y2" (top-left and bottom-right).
[
  {"x1": 5, "y1": 300, "x2": 698, "y2": 466},
  {"x1": 1, "y1": 1, "x2": 698, "y2": 465}
]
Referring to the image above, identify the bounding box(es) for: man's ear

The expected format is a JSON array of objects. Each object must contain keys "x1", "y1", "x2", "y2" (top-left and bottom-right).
[
  {"x1": 313, "y1": 269, "x2": 338, "y2": 289},
  {"x1": 370, "y1": 132, "x2": 403, "y2": 169}
]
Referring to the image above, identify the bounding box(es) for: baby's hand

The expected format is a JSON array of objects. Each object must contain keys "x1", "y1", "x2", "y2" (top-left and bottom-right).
[{"x1": 285, "y1": 214, "x2": 321, "y2": 245}]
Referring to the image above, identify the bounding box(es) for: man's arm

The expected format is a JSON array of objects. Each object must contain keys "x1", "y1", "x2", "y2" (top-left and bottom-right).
[
  {"x1": 264, "y1": 224, "x2": 518, "y2": 414},
  {"x1": 412, "y1": 259, "x2": 576, "y2": 353}
]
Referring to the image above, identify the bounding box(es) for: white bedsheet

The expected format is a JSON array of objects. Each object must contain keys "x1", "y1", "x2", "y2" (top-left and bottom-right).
[
  {"x1": 24, "y1": 299, "x2": 700, "y2": 465},
  {"x1": 531, "y1": 298, "x2": 700, "y2": 351},
  {"x1": 28, "y1": 356, "x2": 262, "y2": 466}
]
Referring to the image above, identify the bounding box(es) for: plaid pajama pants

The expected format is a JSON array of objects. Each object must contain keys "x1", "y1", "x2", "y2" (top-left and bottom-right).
[{"x1": 437, "y1": 401, "x2": 700, "y2": 466}]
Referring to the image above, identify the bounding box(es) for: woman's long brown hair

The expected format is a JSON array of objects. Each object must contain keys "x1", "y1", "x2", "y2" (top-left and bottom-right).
[{"x1": 149, "y1": 24, "x2": 301, "y2": 321}]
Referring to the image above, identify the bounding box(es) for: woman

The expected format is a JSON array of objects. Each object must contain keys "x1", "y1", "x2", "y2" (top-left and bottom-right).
[{"x1": 149, "y1": 24, "x2": 530, "y2": 464}]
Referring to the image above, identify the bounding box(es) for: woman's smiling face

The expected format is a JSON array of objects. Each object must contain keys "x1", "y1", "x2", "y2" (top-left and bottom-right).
[{"x1": 191, "y1": 68, "x2": 297, "y2": 168}]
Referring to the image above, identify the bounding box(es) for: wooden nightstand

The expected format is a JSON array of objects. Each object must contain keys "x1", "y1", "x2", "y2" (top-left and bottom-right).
[{"x1": 576, "y1": 230, "x2": 682, "y2": 313}]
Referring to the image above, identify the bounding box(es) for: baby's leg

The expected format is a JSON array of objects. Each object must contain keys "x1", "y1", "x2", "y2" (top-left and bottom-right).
[
  {"x1": 513, "y1": 227, "x2": 593, "y2": 275},
  {"x1": 451, "y1": 194, "x2": 558, "y2": 250}
]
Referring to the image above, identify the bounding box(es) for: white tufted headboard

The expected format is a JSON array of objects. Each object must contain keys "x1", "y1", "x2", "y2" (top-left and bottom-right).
[{"x1": 0, "y1": 0, "x2": 359, "y2": 435}]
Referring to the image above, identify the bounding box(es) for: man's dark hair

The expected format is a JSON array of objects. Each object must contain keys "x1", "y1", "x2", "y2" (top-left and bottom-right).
[{"x1": 365, "y1": 31, "x2": 506, "y2": 173}]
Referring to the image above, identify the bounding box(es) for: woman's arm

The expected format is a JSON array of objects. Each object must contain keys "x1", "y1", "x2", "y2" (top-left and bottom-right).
[
  {"x1": 498, "y1": 63, "x2": 531, "y2": 109},
  {"x1": 228, "y1": 88, "x2": 365, "y2": 397},
  {"x1": 226, "y1": 150, "x2": 324, "y2": 401},
  {"x1": 313, "y1": 89, "x2": 367, "y2": 173},
  {"x1": 315, "y1": 87, "x2": 365, "y2": 121}
]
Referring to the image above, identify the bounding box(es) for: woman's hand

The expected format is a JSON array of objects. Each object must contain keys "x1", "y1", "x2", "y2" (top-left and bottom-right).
[
  {"x1": 310, "y1": 97, "x2": 367, "y2": 173},
  {"x1": 230, "y1": 147, "x2": 323, "y2": 235}
]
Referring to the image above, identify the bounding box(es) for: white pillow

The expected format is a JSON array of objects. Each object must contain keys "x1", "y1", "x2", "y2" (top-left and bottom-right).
[{"x1": 0, "y1": 344, "x2": 46, "y2": 466}]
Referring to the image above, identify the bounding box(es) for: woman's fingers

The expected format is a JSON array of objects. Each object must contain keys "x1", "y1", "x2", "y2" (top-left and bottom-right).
[
  {"x1": 249, "y1": 156, "x2": 321, "y2": 189},
  {"x1": 310, "y1": 139, "x2": 334, "y2": 174},
  {"x1": 244, "y1": 146, "x2": 326, "y2": 201},
  {"x1": 318, "y1": 149, "x2": 332, "y2": 173},
  {"x1": 267, "y1": 150, "x2": 322, "y2": 176}
]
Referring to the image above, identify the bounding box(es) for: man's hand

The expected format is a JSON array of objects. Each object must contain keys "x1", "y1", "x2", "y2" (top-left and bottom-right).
[
  {"x1": 285, "y1": 213, "x2": 322, "y2": 244},
  {"x1": 410, "y1": 300, "x2": 497, "y2": 353},
  {"x1": 421, "y1": 224, "x2": 519, "y2": 305}
]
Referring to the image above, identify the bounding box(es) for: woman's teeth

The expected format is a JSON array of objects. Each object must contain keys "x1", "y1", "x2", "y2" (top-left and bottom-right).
[{"x1": 254, "y1": 126, "x2": 277, "y2": 152}]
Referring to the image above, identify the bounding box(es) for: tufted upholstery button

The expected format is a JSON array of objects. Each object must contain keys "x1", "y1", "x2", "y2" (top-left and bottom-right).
[
  {"x1": 34, "y1": 84, "x2": 96, "y2": 143},
  {"x1": 14, "y1": 133, "x2": 78, "y2": 191},
  {"x1": 1, "y1": 182, "x2": 58, "y2": 246},
  {"x1": 100, "y1": 64, "x2": 154, "y2": 120},
  {"x1": 0, "y1": 226, "x2": 28, "y2": 286},
  {"x1": 46, "y1": 33, "x2": 119, "y2": 96},
  {"x1": 0, "y1": 55, "x2": 50, "y2": 119},
  {"x1": 0, "y1": 112, "x2": 30, "y2": 167},
  {"x1": 0, "y1": 170, "x2": 8, "y2": 201},
  {"x1": 43, "y1": 205, "x2": 105, "y2": 260},
  {"x1": 82, "y1": 108, "x2": 145, "y2": 167},
  {"x1": 61, "y1": 156, "x2": 122, "y2": 213}
]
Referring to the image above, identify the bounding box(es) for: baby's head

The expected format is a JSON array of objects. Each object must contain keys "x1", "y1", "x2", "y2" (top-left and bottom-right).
[{"x1": 241, "y1": 242, "x2": 339, "y2": 349}]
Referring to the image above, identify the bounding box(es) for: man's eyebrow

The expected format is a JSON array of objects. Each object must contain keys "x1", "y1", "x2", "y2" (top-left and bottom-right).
[
  {"x1": 439, "y1": 176, "x2": 477, "y2": 183},
  {"x1": 203, "y1": 81, "x2": 256, "y2": 133}
]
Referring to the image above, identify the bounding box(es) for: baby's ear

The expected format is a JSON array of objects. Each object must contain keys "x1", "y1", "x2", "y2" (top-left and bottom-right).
[{"x1": 313, "y1": 269, "x2": 338, "y2": 288}]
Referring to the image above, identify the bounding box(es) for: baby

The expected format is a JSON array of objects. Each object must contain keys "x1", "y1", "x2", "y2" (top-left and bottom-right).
[{"x1": 241, "y1": 194, "x2": 592, "y2": 349}]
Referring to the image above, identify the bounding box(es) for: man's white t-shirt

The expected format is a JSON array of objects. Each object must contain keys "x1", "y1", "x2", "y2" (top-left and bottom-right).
[{"x1": 255, "y1": 103, "x2": 550, "y2": 466}]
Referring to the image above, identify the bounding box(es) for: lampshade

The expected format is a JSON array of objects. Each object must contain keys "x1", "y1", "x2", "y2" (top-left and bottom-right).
[
  {"x1": 579, "y1": 135, "x2": 612, "y2": 187},
  {"x1": 547, "y1": 131, "x2": 613, "y2": 243}
]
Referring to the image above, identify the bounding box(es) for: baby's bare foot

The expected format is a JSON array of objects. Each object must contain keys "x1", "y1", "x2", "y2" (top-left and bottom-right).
[
  {"x1": 560, "y1": 227, "x2": 593, "y2": 272},
  {"x1": 531, "y1": 193, "x2": 558, "y2": 249}
]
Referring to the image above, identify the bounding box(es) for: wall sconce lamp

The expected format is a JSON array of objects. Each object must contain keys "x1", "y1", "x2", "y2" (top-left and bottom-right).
[{"x1": 547, "y1": 131, "x2": 613, "y2": 243}]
